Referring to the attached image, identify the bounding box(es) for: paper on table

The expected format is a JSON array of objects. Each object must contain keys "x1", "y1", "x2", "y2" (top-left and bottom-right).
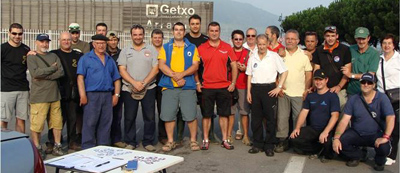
[{"x1": 46, "y1": 154, "x2": 99, "y2": 168}]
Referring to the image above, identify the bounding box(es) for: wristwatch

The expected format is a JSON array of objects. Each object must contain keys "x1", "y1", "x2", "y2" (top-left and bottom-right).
[
  {"x1": 114, "y1": 93, "x2": 121, "y2": 98},
  {"x1": 351, "y1": 74, "x2": 355, "y2": 79},
  {"x1": 278, "y1": 85, "x2": 282, "y2": 89}
]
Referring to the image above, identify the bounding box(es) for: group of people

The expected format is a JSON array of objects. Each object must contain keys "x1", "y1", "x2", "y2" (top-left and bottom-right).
[{"x1": 1, "y1": 13, "x2": 399, "y2": 171}]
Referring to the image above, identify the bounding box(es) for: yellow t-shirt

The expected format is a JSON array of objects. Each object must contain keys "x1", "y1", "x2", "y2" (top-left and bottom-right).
[
  {"x1": 158, "y1": 44, "x2": 200, "y2": 87},
  {"x1": 283, "y1": 48, "x2": 313, "y2": 97}
]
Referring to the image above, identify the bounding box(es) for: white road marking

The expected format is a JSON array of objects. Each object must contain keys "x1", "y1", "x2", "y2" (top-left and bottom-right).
[{"x1": 283, "y1": 156, "x2": 306, "y2": 173}]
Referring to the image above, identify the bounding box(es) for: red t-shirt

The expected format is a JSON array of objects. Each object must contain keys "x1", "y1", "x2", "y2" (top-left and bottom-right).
[
  {"x1": 198, "y1": 40, "x2": 238, "y2": 89},
  {"x1": 268, "y1": 43, "x2": 285, "y2": 53},
  {"x1": 232, "y1": 48, "x2": 249, "y2": 89}
]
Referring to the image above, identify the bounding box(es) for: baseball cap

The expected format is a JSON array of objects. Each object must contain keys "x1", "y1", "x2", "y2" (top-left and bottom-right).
[
  {"x1": 36, "y1": 33, "x2": 51, "y2": 41},
  {"x1": 360, "y1": 73, "x2": 376, "y2": 83},
  {"x1": 354, "y1": 27, "x2": 369, "y2": 38},
  {"x1": 106, "y1": 31, "x2": 118, "y2": 38},
  {"x1": 69, "y1": 23, "x2": 81, "y2": 32},
  {"x1": 91, "y1": 34, "x2": 109, "y2": 41},
  {"x1": 324, "y1": 26, "x2": 337, "y2": 34},
  {"x1": 313, "y1": 69, "x2": 327, "y2": 79}
]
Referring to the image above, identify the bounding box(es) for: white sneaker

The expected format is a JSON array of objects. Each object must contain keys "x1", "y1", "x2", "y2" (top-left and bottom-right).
[{"x1": 385, "y1": 157, "x2": 396, "y2": 166}]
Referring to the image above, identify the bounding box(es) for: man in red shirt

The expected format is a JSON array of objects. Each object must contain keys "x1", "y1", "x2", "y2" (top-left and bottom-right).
[
  {"x1": 228, "y1": 30, "x2": 251, "y2": 146},
  {"x1": 198, "y1": 22, "x2": 238, "y2": 150}
]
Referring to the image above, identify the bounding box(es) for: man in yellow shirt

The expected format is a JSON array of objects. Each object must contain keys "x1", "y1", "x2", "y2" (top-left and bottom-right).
[{"x1": 158, "y1": 22, "x2": 200, "y2": 152}]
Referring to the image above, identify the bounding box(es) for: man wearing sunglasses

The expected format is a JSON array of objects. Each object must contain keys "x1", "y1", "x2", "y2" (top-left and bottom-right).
[
  {"x1": 243, "y1": 28, "x2": 258, "y2": 57},
  {"x1": 1, "y1": 23, "x2": 31, "y2": 133},
  {"x1": 69, "y1": 23, "x2": 90, "y2": 54},
  {"x1": 344, "y1": 27, "x2": 380, "y2": 97},
  {"x1": 333, "y1": 73, "x2": 395, "y2": 171},
  {"x1": 313, "y1": 26, "x2": 352, "y2": 110}
]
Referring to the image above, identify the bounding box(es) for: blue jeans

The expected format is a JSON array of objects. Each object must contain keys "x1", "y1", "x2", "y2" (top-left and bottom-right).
[{"x1": 122, "y1": 88, "x2": 156, "y2": 146}]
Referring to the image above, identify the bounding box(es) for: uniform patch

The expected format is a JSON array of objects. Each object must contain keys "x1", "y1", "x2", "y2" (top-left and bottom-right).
[
  {"x1": 253, "y1": 63, "x2": 258, "y2": 68},
  {"x1": 334, "y1": 56, "x2": 340, "y2": 62},
  {"x1": 320, "y1": 101, "x2": 327, "y2": 106},
  {"x1": 144, "y1": 50, "x2": 151, "y2": 57},
  {"x1": 187, "y1": 51, "x2": 192, "y2": 56},
  {"x1": 371, "y1": 111, "x2": 377, "y2": 118},
  {"x1": 219, "y1": 50, "x2": 227, "y2": 54}
]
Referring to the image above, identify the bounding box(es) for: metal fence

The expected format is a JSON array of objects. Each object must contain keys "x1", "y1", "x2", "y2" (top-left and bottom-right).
[{"x1": 0, "y1": 28, "x2": 172, "y2": 50}]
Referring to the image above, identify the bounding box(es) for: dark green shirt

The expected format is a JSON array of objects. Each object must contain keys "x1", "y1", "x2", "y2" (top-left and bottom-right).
[{"x1": 347, "y1": 45, "x2": 380, "y2": 95}]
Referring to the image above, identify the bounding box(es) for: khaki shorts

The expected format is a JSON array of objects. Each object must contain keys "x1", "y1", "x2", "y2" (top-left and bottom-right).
[
  {"x1": 30, "y1": 101, "x2": 63, "y2": 133},
  {"x1": 1, "y1": 91, "x2": 29, "y2": 122},
  {"x1": 231, "y1": 89, "x2": 250, "y2": 115}
]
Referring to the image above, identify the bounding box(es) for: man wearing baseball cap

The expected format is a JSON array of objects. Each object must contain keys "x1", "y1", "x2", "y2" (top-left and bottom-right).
[
  {"x1": 77, "y1": 34, "x2": 121, "y2": 149},
  {"x1": 313, "y1": 26, "x2": 352, "y2": 111},
  {"x1": 343, "y1": 27, "x2": 380, "y2": 96},
  {"x1": 290, "y1": 69, "x2": 340, "y2": 163},
  {"x1": 69, "y1": 23, "x2": 90, "y2": 53},
  {"x1": 27, "y1": 33, "x2": 65, "y2": 158},
  {"x1": 333, "y1": 73, "x2": 395, "y2": 171}
]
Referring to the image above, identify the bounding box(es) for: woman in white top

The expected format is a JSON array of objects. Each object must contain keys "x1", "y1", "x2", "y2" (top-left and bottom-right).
[
  {"x1": 245, "y1": 34, "x2": 288, "y2": 156},
  {"x1": 376, "y1": 33, "x2": 400, "y2": 165}
]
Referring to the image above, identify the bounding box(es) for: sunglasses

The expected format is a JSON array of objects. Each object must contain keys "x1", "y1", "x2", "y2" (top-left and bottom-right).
[
  {"x1": 11, "y1": 32, "x2": 23, "y2": 36},
  {"x1": 246, "y1": 35, "x2": 256, "y2": 38},
  {"x1": 325, "y1": 26, "x2": 336, "y2": 31},
  {"x1": 360, "y1": 80, "x2": 374, "y2": 85},
  {"x1": 233, "y1": 38, "x2": 243, "y2": 41}
]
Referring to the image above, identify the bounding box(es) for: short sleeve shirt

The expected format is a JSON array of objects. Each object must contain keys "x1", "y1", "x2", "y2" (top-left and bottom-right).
[
  {"x1": 117, "y1": 44, "x2": 159, "y2": 91},
  {"x1": 246, "y1": 50, "x2": 287, "y2": 84},
  {"x1": 312, "y1": 43, "x2": 352, "y2": 88},
  {"x1": 198, "y1": 40, "x2": 238, "y2": 89},
  {"x1": 77, "y1": 50, "x2": 121, "y2": 92},
  {"x1": 347, "y1": 45, "x2": 380, "y2": 95},
  {"x1": 233, "y1": 48, "x2": 250, "y2": 89},
  {"x1": 158, "y1": 44, "x2": 200, "y2": 87},
  {"x1": 303, "y1": 91, "x2": 340, "y2": 131},
  {"x1": 283, "y1": 47, "x2": 313, "y2": 97},
  {"x1": 268, "y1": 43, "x2": 285, "y2": 53},
  {"x1": 1, "y1": 42, "x2": 31, "y2": 91},
  {"x1": 376, "y1": 51, "x2": 400, "y2": 92},
  {"x1": 344, "y1": 92, "x2": 394, "y2": 136}
]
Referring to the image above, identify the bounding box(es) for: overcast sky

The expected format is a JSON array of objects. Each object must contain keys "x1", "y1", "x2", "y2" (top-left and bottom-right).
[{"x1": 232, "y1": 0, "x2": 336, "y2": 16}]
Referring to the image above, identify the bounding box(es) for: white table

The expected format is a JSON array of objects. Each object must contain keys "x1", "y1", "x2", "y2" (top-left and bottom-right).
[{"x1": 44, "y1": 146, "x2": 184, "y2": 173}]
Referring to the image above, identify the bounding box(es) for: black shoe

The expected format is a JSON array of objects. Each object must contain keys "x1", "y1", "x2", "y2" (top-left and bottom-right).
[
  {"x1": 346, "y1": 160, "x2": 360, "y2": 167},
  {"x1": 265, "y1": 149, "x2": 274, "y2": 157},
  {"x1": 248, "y1": 147, "x2": 260, "y2": 154},
  {"x1": 374, "y1": 164, "x2": 384, "y2": 171},
  {"x1": 274, "y1": 140, "x2": 289, "y2": 153},
  {"x1": 320, "y1": 156, "x2": 331, "y2": 163},
  {"x1": 45, "y1": 142, "x2": 54, "y2": 154}
]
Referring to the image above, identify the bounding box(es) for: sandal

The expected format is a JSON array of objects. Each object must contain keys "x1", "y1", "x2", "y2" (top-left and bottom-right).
[
  {"x1": 162, "y1": 142, "x2": 176, "y2": 152},
  {"x1": 235, "y1": 133, "x2": 243, "y2": 140},
  {"x1": 227, "y1": 136, "x2": 233, "y2": 144},
  {"x1": 190, "y1": 141, "x2": 200, "y2": 151},
  {"x1": 242, "y1": 136, "x2": 251, "y2": 146},
  {"x1": 221, "y1": 140, "x2": 234, "y2": 150},
  {"x1": 201, "y1": 140, "x2": 210, "y2": 150}
]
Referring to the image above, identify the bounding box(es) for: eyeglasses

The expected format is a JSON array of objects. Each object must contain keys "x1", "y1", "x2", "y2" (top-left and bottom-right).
[
  {"x1": 325, "y1": 26, "x2": 336, "y2": 31},
  {"x1": 360, "y1": 80, "x2": 374, "y2": 85},
  {"x1": 233, "y1": 38, "x2": 243, "y2": 41},
  {"x1": 246, "y1": 35, "x2": 256, "y2": 38},
  {"x1": 11, "y1": 32, "x2": 23, "y2": 36}
]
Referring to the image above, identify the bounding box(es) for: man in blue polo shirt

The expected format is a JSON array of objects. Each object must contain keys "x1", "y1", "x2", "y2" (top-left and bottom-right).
[
  {"x1": 77, "y1": 34, "x2": 121, "y2": 149},
  {"x1": 290, "y1": 69, "x2": 340, "y2": 163},
  {"x1": 333, "y1": 73, "x2": 395, "y2": 171}
]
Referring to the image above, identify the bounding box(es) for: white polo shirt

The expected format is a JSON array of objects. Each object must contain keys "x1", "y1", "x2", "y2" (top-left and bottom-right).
[
  {"x1": 376, "y1": 50, "x2": 400, "y2": 92},
  {"x1": 243, "y1": 42, "x2": 258, "y2": 58},
  {"x1": 246, "y1": 50, "x2": 287, "y2": 84}
]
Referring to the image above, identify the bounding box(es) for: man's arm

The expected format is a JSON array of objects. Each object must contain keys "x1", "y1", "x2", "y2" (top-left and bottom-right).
[
  {"x1": 331, "y1": 63, "x2": 351, "y2": 93},
  {"x1": 290, "y1": 109, "x2": 309, "y2": 138},
  {"x1": 118, "y1": 66, "x2": 145, "y2": 91},
  {"x1": 45, "y1": 56, "x2": 65, "y2": 80},
  {"x1": 228, "y1": 61, "x2": 238, "y2": 92},
  {"x1": 27, "y1": 55, "x2": 58, "y2": 79},
  {"x1": 143, "y1": 65, "x2": 159, "y2": 86},
  {"x1": 332, "y1": 114, "x2": 351, "y2": 154},
  {"x1": 112, "y1": 79, "x2": 121, "y2": 107},
  {"x1": 77, "y1": 75, "x2": 87, "y2": 106},
  {"x1": 303, "y1": 71, "x2": 312, "y2": 99},
  {"x1": 375, "y1": 115, "x2": 395, "y2": 147},
  {"x1": 319, "y1": 111, "x2": 339, "y2": 143}
]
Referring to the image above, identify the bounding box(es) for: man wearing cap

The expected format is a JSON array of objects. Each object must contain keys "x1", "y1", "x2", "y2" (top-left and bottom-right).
[
  {"x1": 333, "y1": 73, "x2": 395, "y2": 171},
  {"x1": 275, "y1": 29, "x2": 313, "y2": 153},
  {"x1": 105, "y1": 31, "x2": 125, "y2": 148},
  {"x1": 27, "y1": 33, "x2": 65, "y2": 158},
  {"x1": 290, "y1": 69, "x2": 340, "y2": 163},
  {"x1": 118, "y1": 24, "x2": 158, "y2": 151},
  {"x1": 313, "y1": 26, "x2": 352, "y2": 109},
  {"x1": 77, "y1": 34, "x2": 121, "y2": 149},
  {"x1": 69, "y1": 23, "x2": 90, "y2": 54},
  {"x1": 1, "y1": 23, "x2": 30, "y2": 133},
  {"x1": 89, "y1": 23, "x2": 108, "y2": 50},
  {"x1": 343, "y1": 27, "x2": 380, "y2": 96}
]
